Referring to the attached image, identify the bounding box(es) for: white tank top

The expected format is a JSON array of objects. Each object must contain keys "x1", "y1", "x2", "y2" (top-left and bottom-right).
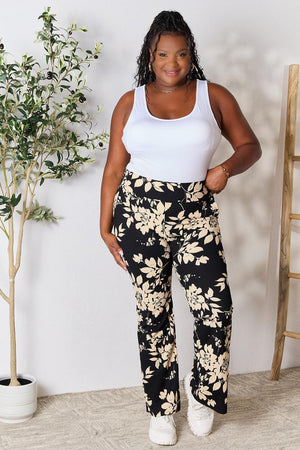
[{"x1": 122, "y1": 80, "x2": 221, "y2": 183}]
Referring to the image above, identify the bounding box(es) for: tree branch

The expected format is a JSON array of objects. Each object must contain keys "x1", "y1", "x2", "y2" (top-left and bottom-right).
[
  {"x1": 0, "y1": 216, "x2": 9, "y2": 238},
  {"x1": 0, "y1": 288, "x2": 10, "y2": 304},
  {"x1": 14, "y1": 165, "x2": 33, "y2": 272}
]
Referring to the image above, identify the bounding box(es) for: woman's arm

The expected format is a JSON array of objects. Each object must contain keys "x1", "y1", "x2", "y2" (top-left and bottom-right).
[
  {"x1": 100, "y1": 91, "x2": 133, "y2": 270},
  {"x1": 206, "y1": 83, "x2": 262, "y2": 193}
]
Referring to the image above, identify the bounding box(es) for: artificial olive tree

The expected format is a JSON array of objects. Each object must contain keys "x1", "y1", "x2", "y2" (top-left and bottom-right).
[{"x1": 0, "y1": 8, "x2": 107, "y2": 386}]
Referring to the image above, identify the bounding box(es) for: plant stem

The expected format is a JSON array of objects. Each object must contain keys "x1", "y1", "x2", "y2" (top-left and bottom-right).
[
  {"x1": 1, "y1": 138, "x2": 10, "y2": 199},
  {"x1": 15, "y1": 166, "x2": 33, "y2": 272},
  {"x1": 0, "y1": 216, "x2": 9, "y2": 238},
  {"x1": 9, "y1": 278, "x2": 20, "y2": 386},
  {"x1": 0, "y1": 288, "x2": 9, "y2": 303},
  {"x1": 7, "y1": 180, "x2": 20, "y2": 385},
  {"x1": 8, "y1": 210, "x2": 20, "y2": 385},
  {"x1": 0, "y1": 180, "x2": 5, "y2": 196}
]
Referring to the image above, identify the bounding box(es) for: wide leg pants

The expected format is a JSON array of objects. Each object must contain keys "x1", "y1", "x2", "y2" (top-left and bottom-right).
[{"x1": 113, "y1": 170, "x2": 233, "y2": 416}]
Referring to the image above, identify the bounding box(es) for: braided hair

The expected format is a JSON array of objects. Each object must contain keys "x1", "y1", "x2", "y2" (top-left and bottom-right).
[{"x1": 135, "y1": 11, "x2": 206, "y2": 86}]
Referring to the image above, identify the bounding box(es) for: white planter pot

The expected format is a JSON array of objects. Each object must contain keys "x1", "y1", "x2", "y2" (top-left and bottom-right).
[{"x1": 0, "y1": 374, "x2": 37, "y2": 423}]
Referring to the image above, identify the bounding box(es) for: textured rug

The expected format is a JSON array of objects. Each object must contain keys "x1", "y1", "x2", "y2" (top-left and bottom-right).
[{"x1": 0, "y1": 367, "x2": 299, "y2": 449}]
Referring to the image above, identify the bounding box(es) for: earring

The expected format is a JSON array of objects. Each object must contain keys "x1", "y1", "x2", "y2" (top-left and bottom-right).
[{"x1": 148, "y1": 62, "x2": 152, "y2": 72}]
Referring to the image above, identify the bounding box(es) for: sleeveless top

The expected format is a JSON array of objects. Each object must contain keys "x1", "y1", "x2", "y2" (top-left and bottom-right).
[{"x1": 122, "y1": 80, "x2": 222, "y2": 183}]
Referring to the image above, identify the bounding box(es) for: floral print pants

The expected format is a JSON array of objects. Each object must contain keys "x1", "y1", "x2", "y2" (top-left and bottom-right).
[{"x1": 112, "y1": 170, "x2": 233, "y2": 416}]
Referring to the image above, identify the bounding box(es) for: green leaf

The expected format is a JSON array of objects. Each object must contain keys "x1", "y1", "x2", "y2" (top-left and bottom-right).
[
  {"x1": 23, "y1": 200, "x2": 60, "y2": 223},
  {"x1": 10, "y1": 193, "x2": 22, "y2": 207},
  {"x1": 56, "y1": 151, "x2": 62, "y2": 163},
  {"x1": 56, "y1": 111, "x2": 66, "y2": 119},
  {"x1": 0, "y1": 196, "x2": 10, "y2": 204}
]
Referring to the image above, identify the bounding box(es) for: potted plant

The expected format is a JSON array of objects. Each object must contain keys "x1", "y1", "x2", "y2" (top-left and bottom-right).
[{"x1": 0, "y1": 7, "x2": 107, "y2": 423}]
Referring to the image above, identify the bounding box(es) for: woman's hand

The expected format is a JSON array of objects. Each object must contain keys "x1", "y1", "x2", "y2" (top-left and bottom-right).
[
  {"x1": 205, "y1": 165, "x2": 228, "y2": 194},
  {"x1": 101, "y1": 232, "x2": 127, "y2": 271}
]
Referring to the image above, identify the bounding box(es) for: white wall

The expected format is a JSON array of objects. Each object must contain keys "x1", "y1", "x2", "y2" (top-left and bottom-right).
[{"x1": 0, "y1": 0, "x2": 300, "y2": 397}]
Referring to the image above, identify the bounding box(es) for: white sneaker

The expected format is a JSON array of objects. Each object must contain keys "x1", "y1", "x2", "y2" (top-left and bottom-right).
[
  {"x1": 149, "y1": 415, "x2": 177, "y2": 446},
  {"x1": 184, "y1": 372, "x2": 214, "y2": 436}
]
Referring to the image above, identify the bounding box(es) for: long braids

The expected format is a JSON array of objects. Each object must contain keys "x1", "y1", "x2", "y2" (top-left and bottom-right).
[{"x1": 135, "y1": 11, "x2": 206, "y2": 86}]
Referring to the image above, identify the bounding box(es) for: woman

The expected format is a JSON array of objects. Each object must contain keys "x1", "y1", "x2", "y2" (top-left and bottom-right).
[{"x1": 100, "y1": 10, "x2": 261, "y2": 446}]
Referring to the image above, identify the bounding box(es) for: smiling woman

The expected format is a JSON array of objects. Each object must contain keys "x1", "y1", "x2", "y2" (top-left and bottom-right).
[
  {"x1": 100, "y1": 10, "x2": 261, "y2": 446},
  {"x1": 146, "y1": 34, "x2": 196, "y2": 119},
  {"x1": 150, "y1": 34, "x2": 191, "y2": 85}
]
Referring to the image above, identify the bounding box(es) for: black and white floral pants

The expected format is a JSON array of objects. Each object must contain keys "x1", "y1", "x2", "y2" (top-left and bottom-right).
[{"x1": 113, "y1": 169, "x2": 233, "y2": 416}]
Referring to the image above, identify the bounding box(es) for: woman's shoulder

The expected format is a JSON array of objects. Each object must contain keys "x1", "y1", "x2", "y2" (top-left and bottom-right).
[
  {"x1": 207, "y1": 82, "x2": 239, "y2": 106},
  {"x1": 207, "y1": 82, "x2": 235, "y2": 99},
  {"x1": 115, "y1": 89, "x2": 135, "y2": 111},
  {"x1": 206, "y1": 81, "x2": 242, "y2": 119},
  {"x1": 112, "y1": 89, "x2": 135, "y2": 127}
]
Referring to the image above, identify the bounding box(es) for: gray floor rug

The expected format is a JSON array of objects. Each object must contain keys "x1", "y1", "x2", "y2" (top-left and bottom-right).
[{"x1": 0, "y1": 367, "x2": 299, "y2": 449}]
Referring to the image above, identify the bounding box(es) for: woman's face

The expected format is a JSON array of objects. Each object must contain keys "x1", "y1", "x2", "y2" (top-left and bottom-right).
[{"x1": 149, "y1": 33, "x2": 191, "y2": 87}]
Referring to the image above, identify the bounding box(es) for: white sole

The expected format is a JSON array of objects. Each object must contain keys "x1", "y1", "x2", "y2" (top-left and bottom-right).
[{"x1": 148, "y1": 433, "x2": 177, "y2": 446}]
